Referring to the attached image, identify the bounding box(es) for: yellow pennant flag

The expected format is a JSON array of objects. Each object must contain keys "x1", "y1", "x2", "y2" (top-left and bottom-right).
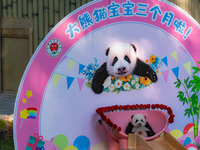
[
  {"x1": 68, "y1": 59, "x2": 76, "y2": 71},
  {"x1": 171, "y1": 51, "x2": 178, "y2": 61},
  {"x1": 184, "y1": 61, "x2": 191, "y2": 75},
  {"x1": 54, "y1": 73, "x2": 62, "y2": 87}
]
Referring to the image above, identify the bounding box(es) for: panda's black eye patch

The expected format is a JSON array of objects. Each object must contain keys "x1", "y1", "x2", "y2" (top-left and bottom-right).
[
  {"x1": 135, "y1": 119, "x2": 138, "y2": 123},
  {"x1": 124, "y1": 55, "x2": 131, "y2": 63},
  {"x1": 112, "y1": 57, "x2": 118, "y2": 66},
  {"x1": 141, "y1": 120, "x2": 144, "y2": 123}
]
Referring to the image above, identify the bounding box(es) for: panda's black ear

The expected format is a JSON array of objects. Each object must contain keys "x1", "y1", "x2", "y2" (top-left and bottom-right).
[
  {"x1": 144, "y1": 115, "x2": 146, "y2": 119},
  {"x1": 131, "y1": 115, "x2": 134, "y2": 119},
  {"x1": 106, "y1": 47, "x2": 110, "y2": 56},
  {"x1": 131, "y1": 44, "x2": 137, "y2": 52}
]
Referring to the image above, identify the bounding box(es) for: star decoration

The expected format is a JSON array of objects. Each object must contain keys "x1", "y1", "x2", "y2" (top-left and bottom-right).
[
  {"x1": 20, "y1": 109, "x2": 29, "y2": 119},
  {"x1": 26, "y1": 90, "x2": 33, "y2": 98},
  {"x1": 22, "y1": 98, "x2": 27, "y2": 104}
]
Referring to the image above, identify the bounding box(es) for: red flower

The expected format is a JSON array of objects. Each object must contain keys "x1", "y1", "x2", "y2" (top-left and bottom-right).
[
  {"x1": 101, "y1": 114, "x2": 107, "y2": 121},
  {"x1": 155, "y1": 104, "x2": 159, "y2": 109},
  {"x1": 160, "y1": 104, "x2": 164, "y2": 110},
  {"x1": 135, "y1": 104, "x2": 139, "y2": 109},
  {"x1": 140, "y1": 104, "x2": 143, "y2": 109},
  {"x1": 115, "y1": 105, "x2": 119, "y2": 110},
  {"x1": 111, "y1": 106, "x2": 115, "y2": 111},
  {"x1": 163, "y1": 105, "x2": 167, "y2": 110},
  {"x1": 117, "y1": 127, "x2": 121, "y2": 131},
  {"x1": 143, "y1": 104, "x2": 147, "y2": 109},
  {"x1": 167, "y1": 107, "x2": 173, "y2": 115},
  {"x1": 106, "y1": 118, "x2": 111, "y2": 124},
  {"x1": 113, "y1": 124, "x2": 117, "y2": 129},
  {"x1": 151, "y1": 104, "x2": 155, "y2": 109},
  {"x1": 96, "y1": 108, "x2": 102, "y2": 114},
  {"x1": 131, "y1": 105, "x2": 135, "y2": 110},
  {"x1": 127, "y1": 105, "x2": 131, "y2": 110},
  {"x1": 168, "y1": 116, "x2": 174, "y2": 123},
  {"x1": 119, "y1": 105, "x2": 123, "y2": 110},
  {"x1": 124, "y1": 105, "x2": 127, "y2": 110},
  {"x1": 146, "y1": 104, "x2": 150, "y2": 109},
  {"x1": 108, "y1": 106, "x2": 111, "y2": 112}
]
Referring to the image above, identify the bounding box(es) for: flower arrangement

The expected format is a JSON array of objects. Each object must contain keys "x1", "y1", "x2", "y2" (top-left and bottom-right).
[
  {"x1": 83, "y1": 55, "x2": 161, "y2": 93},
  {"x1": 96, "y1": 104, "x2": 175, "y2": 133}
]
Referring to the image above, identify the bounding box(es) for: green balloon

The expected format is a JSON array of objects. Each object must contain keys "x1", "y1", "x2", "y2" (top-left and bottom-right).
[{"x1": 53, "y1": 134, "x2": 68, "y2": 149}]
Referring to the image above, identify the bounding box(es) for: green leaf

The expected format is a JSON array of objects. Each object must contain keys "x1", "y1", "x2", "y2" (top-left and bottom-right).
[
  {"x1": 184, "y1": 77, "x2": 189, "y2": 85},
  {"x1": 184, "y1": 108, "x2": 192, "y2": 118},
  {"x1": 198, "y1": 61, "x2": 200, "y2": 64},
  {"x1": 192, "y1": 67, "x2": 200, "y2": 74},
  {"x1": 190, "y1": 80, "x2": 198, "y2": 83},
  {"x1": 193, "y1": 75, "x2": 200, "y2": 81},
  {"x1": 193, "y1": 107, "x2": 199, "y2": 116},
  {"x1": 192, "y1": 83, "x2": 197, "y2": 92},
  {"x1": 187, "y1": 81, "x2": 193, "y2": 89},
  {"x1": 197, "y1": 82, "x2": 200, "y2": 94}
]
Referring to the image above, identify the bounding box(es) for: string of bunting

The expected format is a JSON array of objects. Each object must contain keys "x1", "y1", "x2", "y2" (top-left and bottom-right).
[{"x1": 160, "y1": 46, "x2": 191, "y2": 82}]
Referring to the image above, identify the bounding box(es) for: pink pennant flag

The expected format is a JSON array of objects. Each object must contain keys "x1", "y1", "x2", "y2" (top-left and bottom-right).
[
  {"x1": 162, "y1": 70, "x2": 169, "y2": 83},
  {"x1": 77, "y1": 78, "x2": 85, "y2": 91},
  {"x1": 178, "y1": 46, "x2": 186, "y2": 53}
]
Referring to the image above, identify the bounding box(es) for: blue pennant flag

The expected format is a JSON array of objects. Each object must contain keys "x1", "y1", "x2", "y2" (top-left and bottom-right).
[
  {"x1": 161, "y1": 56, "x2": 168, "y2": 67},
  {"x1": 172, "y1": 67, "x2": 179, "y2": 79},
  {"x1": 67, "y1": 76, "x2": 75, "y2": 89},
  {"x1": 79, "y1": 64, "x2": 85, "y2": 74}
]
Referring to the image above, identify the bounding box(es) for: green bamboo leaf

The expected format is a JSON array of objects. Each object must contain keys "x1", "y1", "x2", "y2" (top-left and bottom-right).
[
  {"x1": 193, "y1": 107, "x2": 199, "y2": 115},
  {"x1": 184, "y1": 109, "x2": 191, "y2": 118},
  {"x1": 193, "y1": 75, "x2": 200, "y2": 81},
  {"x1": 190, "y1": 80, "x2": 198, "y2": 83},
  {"x1": 192, "y1": 83, "x2": 197, "y2": 92},
  {"x1": 187, "y1": 81, "x2": 193, "y2": 89},
  {"x1": 197, "y1": 82, "x2": 200, "y2": 93},
  {"x1": 192, "y1": 67, "x2": 200, "y2": 74},
  {"x1": 184, "y1": 77, "x2": 189, "y2": 85},
  {"x1": 198, "y1": 61, "x2": 200, "y2": 64}
]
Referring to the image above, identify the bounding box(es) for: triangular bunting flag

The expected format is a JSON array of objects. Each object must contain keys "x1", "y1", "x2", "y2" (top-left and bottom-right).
[
  {"x1": 77, "y1": 78, "x2": 85, "y2": 91},
  {"x1": 54, "y1": 73, "x2": 62, "y2": 87},
  {"x1": 60, "y1": 56, "x2": 67, "y2": 63},
  {"x1": 172, "y1": 67, "x2": 179, "y2": 79},
  {"x1": 67, "y1": 76, "x2": 75, "y2": 89},
  {"x1": 79, "y1": 64, "x2": 85, "y2": 74},
  {"x1": 171, "y1": 51, "x2": 178, "y2": 61},
  {"x1": 161, "y1": 56, "x2": 168, "y2": 67},
  {"x1": 162, "y1": 71, "x2": 169, "y2": 83},
  {"x1": 184, "y1": 61, "x2": 191, "y2": 75},
  {"x1": 68, "y1": 59, "x2": 76, "y2": 71},
  {"x1": 178, "y1": 46, "x2": 186, "y2": 53}
]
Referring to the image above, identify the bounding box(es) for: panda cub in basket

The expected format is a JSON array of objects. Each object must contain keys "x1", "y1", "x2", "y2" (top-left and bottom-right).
[
  {"x1": 91, "y1": 42, "x2": 158, "y2": 94},
  {"x1": 125, "y1": 114, "x2": 155, "y2": 138}
]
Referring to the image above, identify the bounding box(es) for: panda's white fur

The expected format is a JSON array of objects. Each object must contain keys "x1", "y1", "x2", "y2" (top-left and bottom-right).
[
  {"x1": 130, "y1": 114, "x2": 150, "y2": 138},
  {"x1": 106, "y1": 42, "x2": 137, "y2": 78}
]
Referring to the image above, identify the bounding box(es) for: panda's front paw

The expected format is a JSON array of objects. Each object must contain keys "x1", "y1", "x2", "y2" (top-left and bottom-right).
[{"x1": 146, "y1": 71, "x2": 158, "y2": 82}]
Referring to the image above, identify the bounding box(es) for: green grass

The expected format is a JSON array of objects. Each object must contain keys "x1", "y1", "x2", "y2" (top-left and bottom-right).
[{"x1": 0, "y1": 119, "x2": 14, "y2": 150}]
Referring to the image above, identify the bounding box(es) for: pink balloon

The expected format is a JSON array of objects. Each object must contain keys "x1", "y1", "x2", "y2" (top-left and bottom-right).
[{"x1": 43, "y1": 140, "x2": 59, "y2": 150}]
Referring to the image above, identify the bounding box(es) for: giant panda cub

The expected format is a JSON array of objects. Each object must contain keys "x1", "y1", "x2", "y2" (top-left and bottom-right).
[
  {"x1": 91, "y1": 42, "x2": 158, "y2": 94},
  {"x1": 125, "y1": 114, "x2": 155, "y2": 138}
]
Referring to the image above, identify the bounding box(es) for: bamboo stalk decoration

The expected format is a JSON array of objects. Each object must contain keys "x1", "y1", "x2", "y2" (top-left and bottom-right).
[
  {"x1": 33, "y1": 0, "x2": 38, "y2": 51},
  {"x1": 49, "y1": 0, "x2": 54, "y2": 31},
  {"x1": 38, "y1": 0, "x2": 44, "y2": 43},
  {"x1": 54, "y1": 0, "x2": 59, "y2": 25},
  {"x1": 65, "y1": 0, "x2": 70, "y2": 16},
  {"x1": 17, "y1": 0, "x2": 22, "y2": 18},
  {"x1": 60, "y1": 0, "x2": 65, "y2": 20},
  {"x1": 22, "y1": 0, "x2": 28, "y2": 18},
  {"x1": 12, "y1": 0, "x2": 17, "y2": 18},
  {"x1": 43, "y1": 0, "x2": 49, "y2": 37},
  {"x1": 2, "y1": 0, "x2": 7, "y2": 18},
  {"x1": 28, "y1": 0, "x2": 33, "y2": 18}
]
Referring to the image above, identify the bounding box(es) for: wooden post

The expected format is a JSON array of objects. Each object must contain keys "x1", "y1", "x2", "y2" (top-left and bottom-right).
[
  {"x1": 22, "y1": 0, "x2": 28, "y2": 18},
  {"x1": 65, "y1": 0, "x2": 70, "y2": 16},
  {"x1": 2, "y1": 0, "x2": 7, "y2": 18},
  {"x1": 54, "y1": 0, "x2": 59, "y2": 25},
  {"x1": 0, "y1": 0, "x2": 2, "y2": 92},
  {"x1": 12, "y1": 0, "x2": 17, "y2": 18},
  {"x1": 49, "y1": 0, "x2": 54, "y2": 31},
  {"x1": 28, "y1": 0, "x2": 33, "y2": 18},
  {"x1": 7, "y1": 0, "x2": 12, "y2": 17},
  {"x1": 60, "y1": 0, "x2": 65, "y2": 20}
]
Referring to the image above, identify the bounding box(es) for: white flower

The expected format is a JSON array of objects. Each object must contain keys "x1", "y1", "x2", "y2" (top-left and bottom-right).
[
  {"x1": 131, "y1": 80, "x2": 136, "y2": 85},
  {"x1": 115, "y1": 79, "x2": 122, "y2": 88},
  {"x1": 109, "y1": 84, "x2": 115, "y2": 91},
  {"x1": 135, "y1": 83, "x2": 140, "y2": 89},
  {"x1": 135, "y1": 77, "x2": 139, "y2": 81},
  {"x1": 123, "y1": 83, "x2": 130, "y2": 91},
  {"x1": 103, "y1": 76, "x2": 111, "y2": 88}
]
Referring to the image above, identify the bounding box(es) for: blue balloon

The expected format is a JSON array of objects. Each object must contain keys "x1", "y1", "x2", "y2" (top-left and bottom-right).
[{"x1": 73, "y1": 135, "x2": 90, "y2": 150}]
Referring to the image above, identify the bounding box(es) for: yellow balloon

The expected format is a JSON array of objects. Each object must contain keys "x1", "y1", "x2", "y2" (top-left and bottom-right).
[
  {"x1": 170, "y1": 129, "x2": 183, "y2": 139},
  {"x1": 64, "y1": 145, "x2": 78, "y2": 150}
]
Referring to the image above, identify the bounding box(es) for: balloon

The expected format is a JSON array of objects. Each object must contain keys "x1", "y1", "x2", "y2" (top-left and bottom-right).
[
  {"x1": 185, "y1": 143, "x2": 198, "y2": 150},
  {"x1": 53, "y1": 134, "x2": 68, "y2": 149},
  {"x1": 73, "y1": 136, "x2": 90, "y2": 150},
  {"x1": 43, "y1": 140, "x2": 59, "y2": 150},
  {"x1": 170, "y1": 129, "x2": 183, "y2": 139},
  {"x1": 64, "y1": 145, "x2": 78, "y2": 150},
  {"x1": 184, "y1": 123, "x2": 193, "y2": 134}
]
